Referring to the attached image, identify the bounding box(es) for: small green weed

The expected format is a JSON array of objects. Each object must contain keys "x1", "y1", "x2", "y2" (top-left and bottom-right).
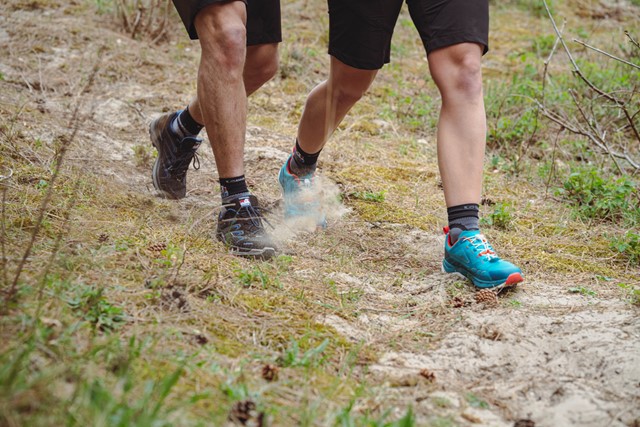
[
  {"x1": 220, "y1": 375, "x2": 251, "y2": 401},
  {"x1": 568, "y1": 286, "x2": 597, "y2": 297},
  {"x1": 278, "y1": 338, "x2": 330, "y2": 368},
  {"x1": 445, "y1": 281, "x2": 466, "y2": 298},
  {"x1": 153, "y1": 243, "x2": 183, "y2": 268},
  {"x1": 36, "y1": 179, "x2": 48, "y2": 190},
  {"x1": 66, "y1": 285, "x2": 125, "y2": 332},
  {"x1": 235, "y1": 266, "x2": 281, "y2": 289},
  {"x1": 610, "y1": 231, "x2": 640, "y2": 266},
  {"x1": 481, "y1": 202, "x2": 513, "y2": 229},
  {"x1": 509, "y1": 299, "x2": 523, "y2": 308},
  {"x1": 275, "y1": 254, "x2": 293, "y2": 268},
  {"x1": 465, "y1": 393, "x2": 489, "y2": 409},
  {"x1": 617, "y1": 283, "x2": 640, "y2": 306}
]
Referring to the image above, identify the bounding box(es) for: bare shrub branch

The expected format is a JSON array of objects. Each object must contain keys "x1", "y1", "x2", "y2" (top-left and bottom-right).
[
  {"x1": 573, "y1": 39, "x2": 640, "y2": 70},
  {"x1": 541, "y1": 0, "x2": 640, "y2": 171},
  {"x1": 626, "y1": 31, "x2": 640, "y2": 51}
]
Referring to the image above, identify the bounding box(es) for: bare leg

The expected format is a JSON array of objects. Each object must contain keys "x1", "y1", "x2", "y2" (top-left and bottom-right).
[
  {"x1": 187, "y1": 2, "x2": 278, "y2": 178},
  {"x1": 296, "y1": 56, "x2": 377, "y2": 154},
  {"x1": 428, "y1": 43, "x2": 486, "y2": 207},
  {"x1": 188, "y1": 43, "x2": 279, "y2": 123}
]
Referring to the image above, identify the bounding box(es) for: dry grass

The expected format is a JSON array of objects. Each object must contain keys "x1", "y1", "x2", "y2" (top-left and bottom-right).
[{"x1": 1, "y1": 0, "x2": 639, "y2": 426}]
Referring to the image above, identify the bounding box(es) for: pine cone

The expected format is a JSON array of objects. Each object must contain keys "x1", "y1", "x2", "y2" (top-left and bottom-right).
[
  {"x1": 147, "y1": 242, "x2": 167, "y2": 253},
  {"x1": 475, "y1": 289, "x2": 498, "y2": 307},
  {"x1": 228, "y1": 400, "x2": 265, "y2": 426},
  {"x1": 419, "y1": 368, "x2": 436, "y2": 382},
  {"x1": 194, "y1": 331, "x2": 208, "y2": 345},
  {"x1": 262, "y1": 363, "x2": 279, "y2": 382},
  {"x1": 97, "y1": 233, "x2": 109, "y2": 243},
  {"x1": 161, "y1": 287, "x2": 189, "y2": 312},
  {"x1": 450, "y1": 296, "x2": 468, "y2": 308}
]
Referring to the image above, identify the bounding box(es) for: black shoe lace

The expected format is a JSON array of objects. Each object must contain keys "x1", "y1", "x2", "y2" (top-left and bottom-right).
[{"x1": 168, "y1": 136, "x2": 201, "y2": 181}]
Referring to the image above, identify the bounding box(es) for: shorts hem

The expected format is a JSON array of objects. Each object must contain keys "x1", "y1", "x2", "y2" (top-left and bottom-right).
[
  {"x1": 328, "y1": 47, "x2": 385, "y2": 71},
  {"x1": 425, "y1": 33, "x2": 489, "y2": 55},
  {"x1": 247, "y1": 34, "x2": 282, "y2": 46}
]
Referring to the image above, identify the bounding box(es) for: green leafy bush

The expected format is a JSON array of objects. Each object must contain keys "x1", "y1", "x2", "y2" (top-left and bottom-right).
[
  {"x1": 610, "y1": 231, "x2": 640, "y2": 265},
  {"x1": 556, "y1": 168, "x2": 639, "y2": 224}
]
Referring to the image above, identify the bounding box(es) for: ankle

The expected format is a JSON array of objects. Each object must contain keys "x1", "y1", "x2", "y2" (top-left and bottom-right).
[
  {"x1": 171, "y1": 107, "x2": 204, "y2": 139},
  {"x1": 219, "y1": 175, "x2": 249, "y2": 200},
  {"x1": 289, "y1": 139, "x2": 320, "y2": 176},
  {"x1": 447, "y1": 203, "x2": 479, "y2": 244}
]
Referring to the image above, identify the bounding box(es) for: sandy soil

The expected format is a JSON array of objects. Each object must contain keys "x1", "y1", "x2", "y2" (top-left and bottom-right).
[{"x1": 1, "y1": 1, "x2": 638, "y2": 426}]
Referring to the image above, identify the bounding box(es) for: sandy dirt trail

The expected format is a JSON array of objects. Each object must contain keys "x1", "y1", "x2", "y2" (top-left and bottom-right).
[{"x1": 1, "y1": 2, "x2": 638, "y2": 426}]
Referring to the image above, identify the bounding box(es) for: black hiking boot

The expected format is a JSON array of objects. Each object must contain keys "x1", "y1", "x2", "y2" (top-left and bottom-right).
[
  {"x1": 150, "y1": 112, "x2": 202, "y2": 199},
  {"x1": 216, "y1": 194, "x2": 277, "y2": 258}
]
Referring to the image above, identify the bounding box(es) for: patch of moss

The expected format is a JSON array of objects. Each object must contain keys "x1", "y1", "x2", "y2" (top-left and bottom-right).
[
  {"x1": 235, "y1": 293, "x2": 291, "y2": 314},
  {"x1": 532, "y1": 251, "x2": 619, "y2": 277},
  {"x1": 338, "y1": 164, "x2": 427, "y2": 186},
  {"x1": 205, "y1": 325, "x2": 247, "y2": 357},
  {"x1": 349, "y1": 199, "x2": 439, "y2": 230}
]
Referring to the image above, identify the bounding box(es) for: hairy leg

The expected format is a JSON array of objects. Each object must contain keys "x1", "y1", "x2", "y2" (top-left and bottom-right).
[
  {"x1": 296, "y1": 56, "x2": 377, "y2": 154},
  {"x1": 428, "y1": 43, "x2": 486, "y2": 207},
  {"x1": 187, "y1": 2, "x2": 278, "y2": 178},
  {"x1": 188, "y1": 43, "x2": 279, "y2": 123}
]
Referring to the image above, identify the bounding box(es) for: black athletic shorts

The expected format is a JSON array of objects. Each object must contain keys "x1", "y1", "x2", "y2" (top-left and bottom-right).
[
  {"x1": 328, "y1": 0, "x2": 489, "y2": 70},
  {"x1": 172, "y1": 0, "x2": 281, "y2": 45}
]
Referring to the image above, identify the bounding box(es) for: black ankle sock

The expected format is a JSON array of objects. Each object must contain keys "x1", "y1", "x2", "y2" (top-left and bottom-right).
[
  {"x1": 447, "y1": 203, "x2": 480, "y2": 244},
  {"x1": 290, "y1": 139, "x2": 320, "y2": 175},
  {"x1": 173, "y1": 106, "x2": 204, "y2": 138},
  {"x1": 219, "y1": 175, "x2": 249, "y2": 200}
]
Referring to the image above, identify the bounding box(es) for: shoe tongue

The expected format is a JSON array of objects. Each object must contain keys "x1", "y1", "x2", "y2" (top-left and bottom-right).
[
  {"x1": 180, "y1": 136, "x2": 202, "y2": 151},
  {"x1": 459, "y1": 229, "x2": 481, "y2": 238}
]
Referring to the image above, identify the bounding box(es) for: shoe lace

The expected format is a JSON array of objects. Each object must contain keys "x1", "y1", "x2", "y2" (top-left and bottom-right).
[
  {"x1": 168, "y1": 136, "x2": 201, "y2": 180},
  {"x1": 462, "y1": 234, "x2": 498, "y2": 261},
  {"x1": 221, "y1": 202, "x2": 271, "y2": 236}
]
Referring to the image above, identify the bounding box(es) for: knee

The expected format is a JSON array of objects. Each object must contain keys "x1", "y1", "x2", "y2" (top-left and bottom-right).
[
  {"x1": 197, "y1": 15, "x2": 247, "y2": 73},
  {"x1": 333, "y1": 74, "x2": 372, "y2": 106},
  {"x1": 450, "y1": 54, "x2": 483, "y2": 98}
]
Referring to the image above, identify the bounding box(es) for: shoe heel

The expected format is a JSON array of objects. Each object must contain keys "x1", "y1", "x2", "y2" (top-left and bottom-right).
[{"x1": 442, "y1": 258, "x2": 456, "y2": 274}]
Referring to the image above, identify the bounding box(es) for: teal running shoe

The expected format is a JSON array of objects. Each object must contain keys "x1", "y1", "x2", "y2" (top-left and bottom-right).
[
  {"x1": 278, "y1": 156, "x2": 327, "y2": 229},
  {"x1": 442, "y1": 227, "x2": 524, "y2": 289}
]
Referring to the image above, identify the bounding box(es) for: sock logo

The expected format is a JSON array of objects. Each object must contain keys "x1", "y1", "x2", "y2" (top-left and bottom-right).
[
  {"x1": 239, "y1": 198, "x2": 251, "y2": 207},
  {"x1": 293, "y1": 149, "x2": 306, "y2": 165}
]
